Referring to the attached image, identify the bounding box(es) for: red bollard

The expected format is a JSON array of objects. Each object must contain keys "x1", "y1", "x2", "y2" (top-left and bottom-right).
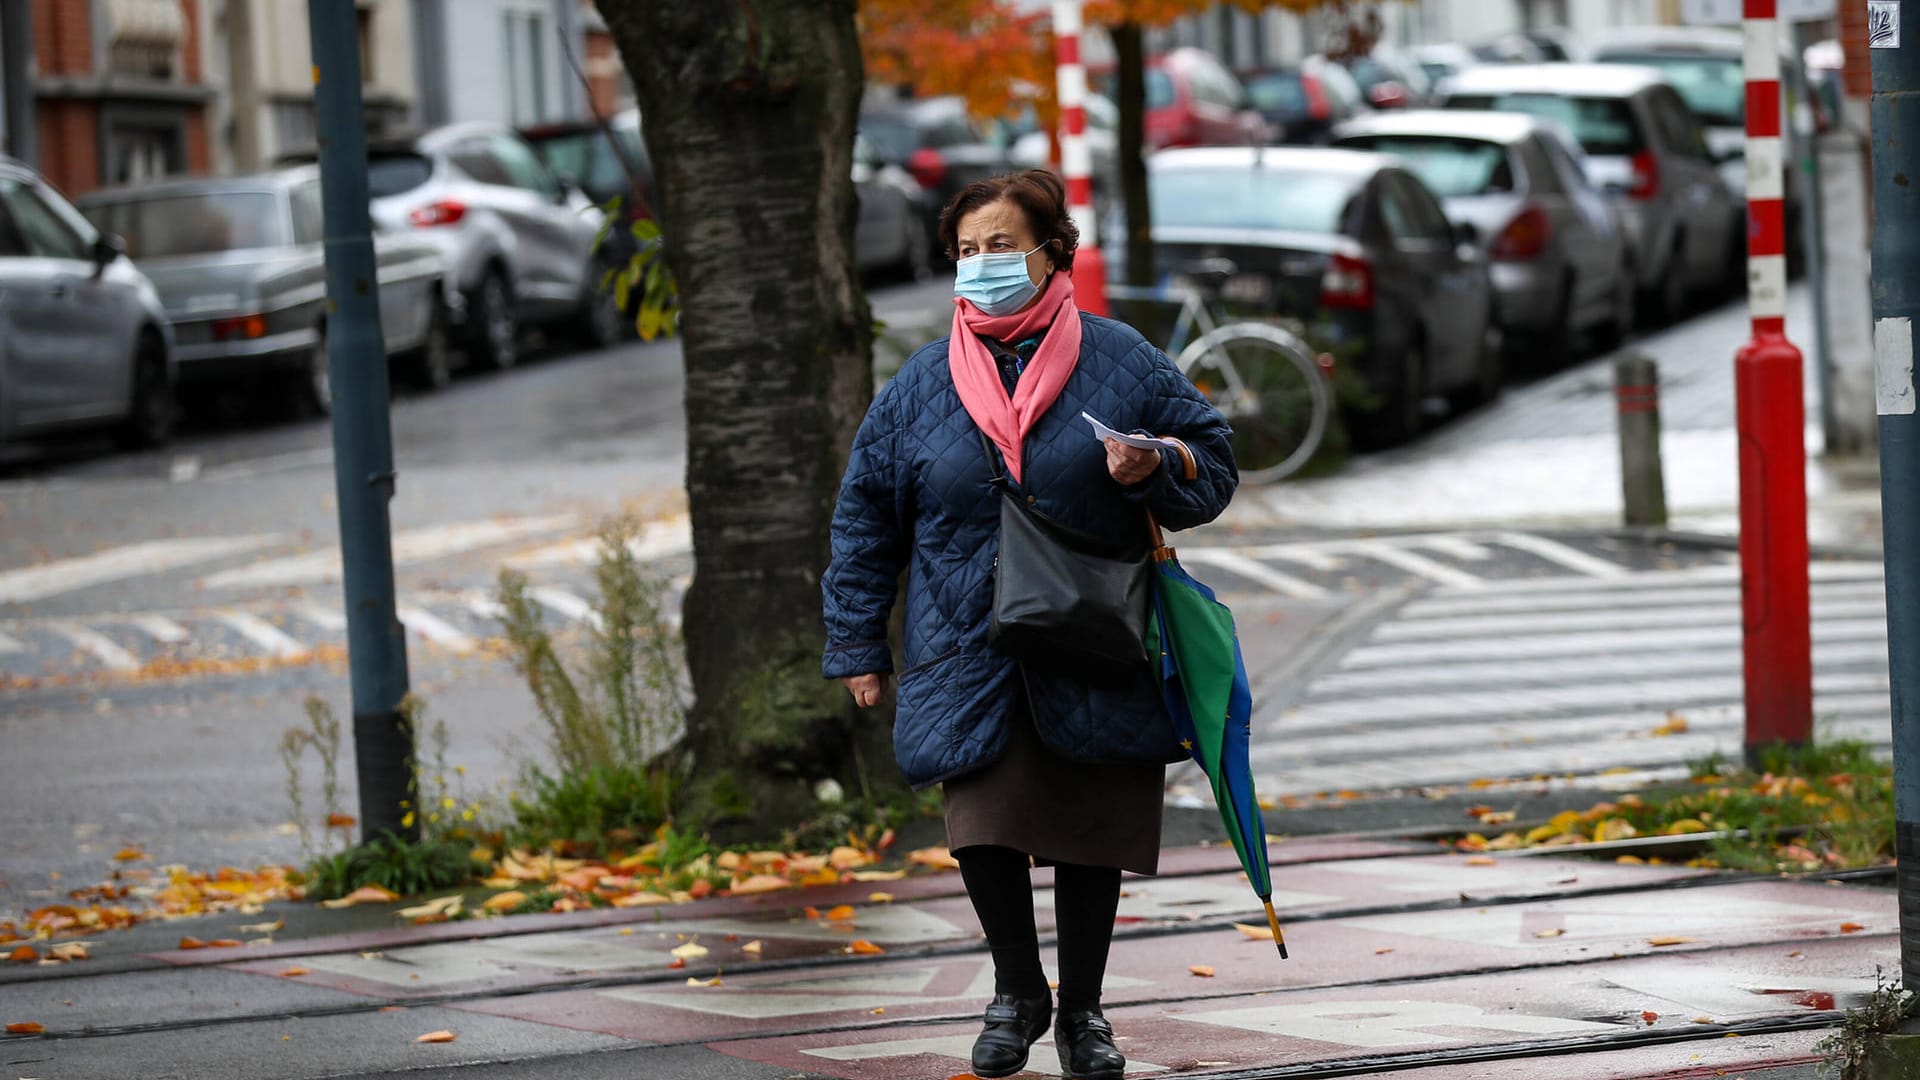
[
  {"x1": 1737, "y1": 0, "x2": 1812, "y2": 762},
  {"x1": 1074, "y1": 243, "x2": 1109, "y2": 318}
]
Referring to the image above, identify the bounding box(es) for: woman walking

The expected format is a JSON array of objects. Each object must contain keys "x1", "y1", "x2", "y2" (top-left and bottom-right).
[{"x1": 822, "y1": 170, "x2": 1237, "y2": 1080}]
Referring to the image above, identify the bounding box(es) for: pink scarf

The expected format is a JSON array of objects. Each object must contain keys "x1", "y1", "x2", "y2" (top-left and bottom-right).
[{"x1": 949, "y1": 271, "x2": 1083, "y2": 483}]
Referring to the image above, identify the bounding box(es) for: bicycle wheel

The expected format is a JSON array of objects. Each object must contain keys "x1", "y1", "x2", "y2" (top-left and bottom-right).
[{"x1": 1176, "y1": 322, "x2": 1331, "y2": 485}]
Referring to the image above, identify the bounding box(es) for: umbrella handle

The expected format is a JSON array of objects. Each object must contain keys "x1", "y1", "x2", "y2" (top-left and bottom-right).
[
  {"x1": 1265, "y1": 900, "x2": 1289, "y2": 961},
  {"x1": 1146, "y1": 509, "x2": 1170, "y2": 561}
]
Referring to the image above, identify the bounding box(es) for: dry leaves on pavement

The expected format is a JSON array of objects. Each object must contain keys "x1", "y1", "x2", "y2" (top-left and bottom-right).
[{"x1": 415, "y1": 1030, "x2": 457, "y2": 1044}]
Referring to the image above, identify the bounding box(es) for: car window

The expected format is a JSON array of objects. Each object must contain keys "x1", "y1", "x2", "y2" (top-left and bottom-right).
[
  {"x1": 0, "y1": 179, "x2": 90, "y2": 260},
  {"x1": 0, "y1": 200, "x2": 27, "y2": 256},
  {"x1": 1600, "y1": 52, "x2": 1745, "y2": 127},
  {"x1": 1536, "y1": 131, "x2": 1592, "y2": 193},
  {"x1": 290, "y1": 182, "x2": 324, "y2": 245},
  {"x1": 1649, "y1": 88, "x2": 1711, "y2": 159},
  {"x1": 1246, "y1": 72, "x2": 1307, "y2": 115},
  {"x1": 1334, "y1": 135, "x2": 1514, "y2": 197},
  {"x1": 367, "y1": 153, "x2": 434, "y2": 198},
  {"x1": 80, "y1": 191, "x2": 285, "y2": 259},
  {"x1": 1151, "y1": 166, "x2": 1359, "y2": 234},
  {"x1": 1445, "y1": 93, "x2": 1645, "y2": 157},
  {"x1": 489, "y1": 135, "x2": 561, "y2": 197},
  {"x1": 860, "y1": 116, "x2": 920, "y2": 162},
  {"x1": 1379, "y1": 173, "x2": 1451, "y2": 244},
  {"x1": 449, "y1": 140, "x2": 512, "y2": 186},
  {"x1": 1144, "y1": 69, "x2": 1175, "y2": 110}
]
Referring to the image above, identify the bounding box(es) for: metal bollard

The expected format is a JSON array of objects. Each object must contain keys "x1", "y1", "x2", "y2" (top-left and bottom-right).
[{"x1": 1614, "y1": 353, "x2": 1668, "y2": 528}]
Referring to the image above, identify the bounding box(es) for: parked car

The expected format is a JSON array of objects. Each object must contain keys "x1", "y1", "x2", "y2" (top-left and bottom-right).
[
  {"x1": 1406, "y1": 43, "x2": 1481, "y2": 87},
  {"x1": 1009, "y1": 91, "x2": 1120, "y2": 208},
  {"x1": 0, "y1": 155, "x2": 175, "y2": 448},
  {"x1": 520, "y1": 110, "x2": 654, "y2": 314},
  {"x1": 279, "y1": 124, "x2": 616, "y2": 370},
  {"x1": 79, "y1": 168, "x2": 452, "y2": 413},
  {"x1": 1337, "y1": 48, "x2": 1435, "y2": 109},
  {"x1": 1333, "y1": 110, "x2": 1634, "y2": 366},
  {"x1": 1437, "y1": 63, "x2": 1744, "y2": 323},
  {"x1": 1149, "y1": 146, "x2": 1497, "y2": 445},
  {"x1": 1243, "y1": 59, "x2": 1370, "y2": 145},
  {"x1": 1091, "y1": 47, "x2": 1269, "y2": 151},
  {"x1": 852, "y1": 134, "x2": 935, "y2": 280},
  {"x1": 859, "y1": 95, "x2": 1015, "y2": 219},
  {"x1": 1588, "y1": 26, "x2": 1808, "y2": 266}
]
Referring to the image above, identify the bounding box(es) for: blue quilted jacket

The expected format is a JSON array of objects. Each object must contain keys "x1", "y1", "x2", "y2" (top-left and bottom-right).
[{"x1": 821, "y1": 312, "x2": 1238, "y2": 789}]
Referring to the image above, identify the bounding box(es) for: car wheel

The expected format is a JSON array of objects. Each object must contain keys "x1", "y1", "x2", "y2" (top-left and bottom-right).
[
  {"x1": 406, "y1": 294, "x2": 454, "y2": 390},
  {"x1": 899, "y1": 215, "x2": 933, "y2": 282},
  {"x1": 1356, "y1": 335, "x2": 1427, "y2": 448},
  {"x1": 574, "y1": 260, "x2": 625, "y2": 349},
  {"x1": 1451, "y1": 319, "x2": 1504, "y2": 410},
  {"x1": 1642, "y1": 240, "x2": 1690, "y2": 327},
  {"x1": 1595, "y1": 260, "x2": 1636, "y2": 352},
  {"x1": 114, "y1": 333, "x2": 175, "y2": 449},
  {"x1": 1529, "y1": 279, "x2": 1576, "y2": 371},
  {"x1": 300, "y1": 324, "x2": 333, "y2": 418},
  {"x1": 468, "y1": 270, "x2": 519, "y2": 371}
]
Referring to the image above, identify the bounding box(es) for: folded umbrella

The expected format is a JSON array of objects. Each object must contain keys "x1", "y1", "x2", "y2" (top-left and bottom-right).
[{"x1": 1146, "y1": 515, "x2": 1286, "y2": 959}]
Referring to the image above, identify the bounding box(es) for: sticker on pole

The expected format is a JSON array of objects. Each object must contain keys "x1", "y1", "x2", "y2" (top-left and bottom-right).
[
  {"x1": 1875, "y1": 317, "x2": 1915, "y2": 415},
  {"x1": 1869, "y1": 1, "x2": 1900, "y2": 48}
]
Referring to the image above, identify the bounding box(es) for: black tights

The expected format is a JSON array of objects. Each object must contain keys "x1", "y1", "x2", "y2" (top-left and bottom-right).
[{"x1": 956, "y1": 845, "x2": 1123, "y2": 1015}]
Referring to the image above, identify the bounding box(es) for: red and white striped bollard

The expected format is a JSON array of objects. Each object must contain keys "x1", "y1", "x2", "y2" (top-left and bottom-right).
[{"x1": 1053, "y1": 0, "x2": 1108, "y2": 316}]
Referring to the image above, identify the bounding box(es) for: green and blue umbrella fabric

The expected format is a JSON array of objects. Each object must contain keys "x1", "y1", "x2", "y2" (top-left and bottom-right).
[{"x1": 1145, "y1": 534, "x2": 1287, "y2": 959}]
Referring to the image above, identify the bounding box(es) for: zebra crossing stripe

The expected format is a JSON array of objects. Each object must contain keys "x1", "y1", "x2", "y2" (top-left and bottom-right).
[
  {"x1": 397, "y1": 606, "x2": 477, "y2": 653},
  {"x1": 202, "y1": 515, "x2": 576, "y2": 589},
  {"x1": 295, "y1": 605, "x2": 348, "y2": 632},
  {"x1": 1417, "y1": 535, "x2": 1495, "y2": 561},
  {"x1": 1237, "y1": 543, "x2": 1345, "y2": 572},
  {"x1": 1488, "y1": 532, "x2": 1627, "y2": 578},
  {"x1": 50, "y1": 624, "x2": 139, "y2": 672},
  {"x1": 1338, "y1": 617, "x2": 1891, "y2": 669},
  {"x1": 1419, "y1": 559, "x2": 1880, "y2": 599},
  {"x1": 1176, "y1": 549, "x2": 1329, "y2": 599},
  {"x1": 128, "y1": 615, "x2": 189, "y2": 644},
  {"x1": 530, "y1": 587, "x2": 602, "y2": 629},
  {"x1": 1401, "y1": 578, "x2": 1887, "y2": 620},
  {"x1": 1344, "y1": 541, "x2": 1483, "y2": 589},
  {"x1": 1374, "y1": 596, "x2": 1886, "y2": 642},
  {"x1": 0, "y1": 536, "x2": 277, "y2": 604},
  {"x1": 214, "y1": 611, "x2": 308, "y2": 659}
]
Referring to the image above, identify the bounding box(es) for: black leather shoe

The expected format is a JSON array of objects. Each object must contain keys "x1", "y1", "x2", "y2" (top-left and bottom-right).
[
  {"x1": 970, "y1": 992, "x2": 1051, "y2": 1078},
  {"x1": 1057, "y1": 1008, "x2": 1127, "y2": 1079}
]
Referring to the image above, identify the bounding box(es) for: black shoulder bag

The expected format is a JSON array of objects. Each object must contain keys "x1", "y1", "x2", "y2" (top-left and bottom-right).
[{"x1": 977, "y1": 428, "x2": 1152, "y2": 686}]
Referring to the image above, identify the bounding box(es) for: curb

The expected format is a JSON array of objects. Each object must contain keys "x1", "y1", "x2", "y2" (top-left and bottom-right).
[{"x1": 1605, "y1": 524, "x2": 1885, "y2": 563}]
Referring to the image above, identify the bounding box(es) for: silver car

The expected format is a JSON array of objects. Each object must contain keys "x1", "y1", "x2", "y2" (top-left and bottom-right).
[
  {"x1": 78, "y1": 168, "x2": 451, "y2": 415},
  {"x1": 0, "y1": 156, "x2": 176, "y2": 448},
  {"x1": 1334, "y1": 110, "x2": 1634, "y2": 365},
  {"x1": 1438, "y1": 63, "x2": 1745, "y2": 324},
  {"x1": 327, "y1": 125, "x2": 615, "y2": 370}
]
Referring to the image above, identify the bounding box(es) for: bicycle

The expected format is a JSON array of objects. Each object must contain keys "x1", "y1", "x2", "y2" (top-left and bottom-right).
[{"x1": 1107, "y1": 259, "x2": 1333, "y2": 485}]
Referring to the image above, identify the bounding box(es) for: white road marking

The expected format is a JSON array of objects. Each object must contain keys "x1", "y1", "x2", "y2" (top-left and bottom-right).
[
  {"x1": 397, "y1": 606, "x2": 477, "y2": 653},
  {"x1": 197, "y1": 446, "x2": 335, "y2": 482},
  {"x1": 1345, "y1": 540, "x2": 1483, "y2": 589},
  {"x1": 1416, "y1": 559, "x2": 1881, "y2": 599},
  {"x1": 202, "y1": 515, "x2": 576, "y2": 589},
  {"x1": 1401, "y1": 578, "x2": 1887, "y2": 620},
  {"x1": 1490, "y1": 531, "x2": 1628, "y2": 577},
  {"x1": 1418, "y1": 535, "x2": 1495, "y2": 561},
  {"x1": 0, "y1": 628, "x2": 24, "y2": 654},
  {"x1": 127, "y1": 615, "x2": 189, "y2": 644},
  {"x1": 1234, "y1": 543, "x2": 1344, "y2": 572},
  {"x1": 463, "y1": 593, "x2": 506, "y2": 621},
  {"x1": 1339, "y1": 617, "x2": 1891, "y2": 669},
  {"x1": 214, "y1": 610, "x2": 308, "y2": 658},
  {"x1": 295, "y1": 605, "x2": 348, "y2": 633},
  {"x1": 506, "y1": 515, "x2": 693, "y2": 570},
  {"x1": 1374, "y1": 596, "x2": 1885, "y2": 642},
  {"x1": 1175, "y1": 549, "x2": 1329, "y2": 598},
  {"x1": 0, "y1": 536, "x2": 278, "y2": 605},
  {"x1": 50, "y1": 624, "x2": 139, "y2": 672},
  {"x1": 530, "y1": 587, "x2": 602, "y2": 629}
]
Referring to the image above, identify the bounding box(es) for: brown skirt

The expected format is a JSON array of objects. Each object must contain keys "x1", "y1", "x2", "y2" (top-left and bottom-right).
[{"x1": 942, "y1": 698, "x2": 1166, "y2": 876}]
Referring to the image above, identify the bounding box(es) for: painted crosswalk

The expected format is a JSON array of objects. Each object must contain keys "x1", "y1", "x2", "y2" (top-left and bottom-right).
[{"x1": 1253, "y1": 562, "x2": 1893, "y2": 798}]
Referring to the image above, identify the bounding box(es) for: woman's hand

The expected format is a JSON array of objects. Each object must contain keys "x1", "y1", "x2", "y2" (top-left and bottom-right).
[
  {"x1": 840, "y1": 673, "x2": 891, "y2": 708},
  {"x1": 1105, "y1": 438, "x2": 1161, "y2": 486}
]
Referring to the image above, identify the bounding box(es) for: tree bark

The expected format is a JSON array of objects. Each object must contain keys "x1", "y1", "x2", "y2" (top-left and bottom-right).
[
  {"x1": 1114, "y1": 21, "x2": 1153, "y2": 288},
  {"x1": 595, "y1": 1, "x2": 904, "y2": 833}
]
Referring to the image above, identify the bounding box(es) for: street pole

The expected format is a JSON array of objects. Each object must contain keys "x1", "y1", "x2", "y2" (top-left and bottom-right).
[
  {"x1": 1736, "y1": 0, "x2": 1813, "y2": 767},
  {"x1": 1868, "y1": 0, "x2": 1920, "y2": 991},
  {"x1": 307, "y1": 0, "x2": 416, "y2": 844},
  {"x1": 1053, "y1": 0, "x2": 1108, "y2": 316}
]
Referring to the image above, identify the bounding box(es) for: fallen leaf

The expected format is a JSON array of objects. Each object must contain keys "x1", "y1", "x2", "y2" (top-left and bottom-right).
[
  {"x1": 280, "y1": 967, "x2": 311, "y2": 977},
  {"x1": 1647, "y1": 936, "x2": 1696, "y2": 947},
  {"x1": 47, "y1": 943, "x2": 89, "y2": 961},
  {"x1": 823, "y1": 905, "x2": 857, "y2": 922},
  {"x1": 1480, "y1": 811, "x2": 1517, "y2": 826},
  {"x1": 1641, "y1": 1011, "x2": 1660, "y2": 1024},
  {"x1": 741, "y1": 940, "x2": 763, "y2": 955},
  {"x1": 320, "y1": 885, "x2": 400, "y2": 909},
  {"x1": 176, "y1": 937, "x2": 206, "y2": 951},
  {"x1": 845, "y1": 939, "x2": 885, "y2": 955},
  {"x1": 670, "y1": 942, "x2": 710, "y2": 961},
  {"x1": 1231, "y1": 922, "x2": 1276, "y2": 942},
  {"x1": 908, "y1": 846, "x2": 962, "y2": 870},
  {"x1": 1840, "y1": 922, "x2": 1866, "y2": 934},
  {"x1": 729, "y1": 874, "x2": 792, "y2": 895},
  {"x1": 398, "y1": 896, "x2": 465, "y2": 920},
  {"x1": 113, "y1": 848, "x2": 147, "y2": 862},
  {"x1": 1188, "y1": 965, "x2": 1215, "y2": 977},
  {"x1": 6, "y1": 946, "x2": 36, "y2": 963},
  {"x1": 207, "y1": 939, "x2": 243, "y2": 948},
  {"x1": 326, "y1": 813, "x2": 357, "y2": 829},
  {"x1": 415, "y1": 1030, "x2": 457, "y2": 1044},
  {"x1": 1464, "y1": 856, "x2": 1496, "y2": 867},
  {"x1": 1374, "y1": 947, "x2": 1394, "y2": 955},
  {"x1": 1534, "y1": 928, "x2": 1566, "y2": 938},
  {"x1": 610, "y1": 891, "x2": 671, "y2": 908},
  {"x1": 686, "y1": 976, "x2": 722, "y2": 987},
  {"x1": 688, "y1": 879, "x2": 715, "y2": 900},
  {"x1": 851, "y1": 869, "x2": 908, "y2": 882},
  {"x1": 238, "y1": 919, "x2": 284, "y2": 934},
  {"x1": 618, "y1": 928, "x2": 635, "y2": 936},
  {"x1": 803, "y1": 906, "x2": 823, "y2": 920},
  {"x1": 868, "y1": 892, "x2": 896, "y2": 904},
  {"x1": 6, "y1": 1021, "x2": 45, "y2": 1034},
  {"x1": 667, "y1": 957, "x2": 686, "y2": 970},
  {"x1": 481, "y1": 891, "x2": 527, "y2": 913}
]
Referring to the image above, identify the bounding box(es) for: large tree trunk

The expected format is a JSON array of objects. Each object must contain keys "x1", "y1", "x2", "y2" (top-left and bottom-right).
[
  {"x1": 1114, "y1": 21, "x2": 1153, "y2": 288},
  {"x1": 596, "y1": 1, "x2": 904, "y2": 833}
]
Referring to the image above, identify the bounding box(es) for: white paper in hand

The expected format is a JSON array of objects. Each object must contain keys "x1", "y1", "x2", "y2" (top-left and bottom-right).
[{"x1": 1081, "y1": 411, "x2": 1179, "y2": 451}]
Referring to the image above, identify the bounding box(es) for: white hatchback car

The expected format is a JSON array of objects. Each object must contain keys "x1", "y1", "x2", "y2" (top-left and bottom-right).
[{"x1": 0, "y1": 156, "x2": 176, "y2": 449}]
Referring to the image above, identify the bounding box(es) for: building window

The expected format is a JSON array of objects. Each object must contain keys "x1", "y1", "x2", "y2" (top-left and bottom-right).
[
  {"x1": 106, "y1": 0, "x2": 186, "y2": 80},
  {"x1": 504, "y1": 9, "x2": 549, "y2": 124},
  {"x1": 105, "y1": 121, "x2": 185, "y2": 185}
]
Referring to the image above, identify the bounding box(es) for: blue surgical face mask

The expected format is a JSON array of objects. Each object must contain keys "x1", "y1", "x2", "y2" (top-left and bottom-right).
[{"x1": 955, "y1": 243, "x2": 1047, "y2": 316}]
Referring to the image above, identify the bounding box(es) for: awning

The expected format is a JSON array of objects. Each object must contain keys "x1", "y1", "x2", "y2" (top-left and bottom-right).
[{"x1": 107, "y1": 0, "x2": 185, "y2": 52}]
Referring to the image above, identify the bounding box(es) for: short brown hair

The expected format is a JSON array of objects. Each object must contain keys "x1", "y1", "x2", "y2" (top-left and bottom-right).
[{"x1": 937, "y1": 169, "x2": 1079, "y2": 271}]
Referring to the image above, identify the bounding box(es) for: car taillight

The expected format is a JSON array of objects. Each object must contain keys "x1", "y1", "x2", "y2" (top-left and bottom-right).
[
  {"x1": 1320, "y1": 251, "x2": 1373, "y2": 309},
  {"x1": 1628, "y1": 150, "x2": 1659, "y2": 201},
  {"x1": 906, "y1": 148, "x2": 947, "y2": 192},
  {"x1": 1302, "y1": 75, "x2": 1330, "y2": 121},
  {"x1": 1490, "y1": 205, "x2": 1551, "y2": 260},
  {"x1": 409, "y1": 200, "x2": 467, "y2": 226},
  {"x1": 212, "y1": 314, "x2": 268, "y2": 341}
]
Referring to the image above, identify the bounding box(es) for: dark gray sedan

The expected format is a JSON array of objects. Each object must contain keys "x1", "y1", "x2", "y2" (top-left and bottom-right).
[{"x1": 78, "y1": 167, "x2": 452, "y2": 415}]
